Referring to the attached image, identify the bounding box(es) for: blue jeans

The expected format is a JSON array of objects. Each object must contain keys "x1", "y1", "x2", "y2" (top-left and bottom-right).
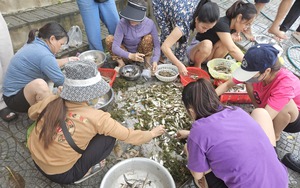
[{"x1": 76, "y1": 0, "x2": 120, "y2": 51}]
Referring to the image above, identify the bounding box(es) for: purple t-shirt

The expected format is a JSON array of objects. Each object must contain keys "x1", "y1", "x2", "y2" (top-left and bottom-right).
[
  {"x1": 187, "y1": 107, "x2": 288, "y2": 188},
  {"x1": 112, "y1": 17, "x2": 160, "y2": 63}
]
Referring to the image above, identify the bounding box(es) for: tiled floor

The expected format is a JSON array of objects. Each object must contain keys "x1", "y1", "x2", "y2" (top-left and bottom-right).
[{"x1": 0, "y1": 0, "x2": 300, "y2": 187}]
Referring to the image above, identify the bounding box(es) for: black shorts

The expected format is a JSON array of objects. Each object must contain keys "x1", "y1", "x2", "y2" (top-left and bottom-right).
[
  {"x1": 3, "y1": 88, "x2": 30, "y2": 113},
  {"x1": 283, "y1": 112, "x2": 300, "y2": 133},
  {"x1": 205, "y1": 171, "x2": 228, "y2": 188},
  {"x1": 254, "y1": 0, "x2": 270, "y2": 3}
]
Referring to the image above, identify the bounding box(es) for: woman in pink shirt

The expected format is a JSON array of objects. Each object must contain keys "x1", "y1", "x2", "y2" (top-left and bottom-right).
[{"x1": 216, "y1": 44, "x2": 300, "y2": 173}]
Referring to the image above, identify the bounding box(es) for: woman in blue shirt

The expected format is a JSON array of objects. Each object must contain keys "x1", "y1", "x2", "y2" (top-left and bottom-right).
[{"x1": 3, "y1": 22, "x2": 78, "y2": 113}]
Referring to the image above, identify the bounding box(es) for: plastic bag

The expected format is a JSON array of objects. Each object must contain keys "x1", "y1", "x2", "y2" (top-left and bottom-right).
[{"x1": 67, "y1": 25, "x2": 82, "y2": 47}]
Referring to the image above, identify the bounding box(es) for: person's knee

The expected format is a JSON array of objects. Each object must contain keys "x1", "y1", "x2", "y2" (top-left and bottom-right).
[
  {"x1": 251, "y1": 108, "x2": 273, "y2": 127},
  {"x1": 35, "y1": 79, "x2": 49, "y2": 91},
  {"x1": 252, "y1": 108, "x2": 269, "y2": 117},
  {"x1": 142, "y1": 34, "x2": 153, "y2": 43},
  {"x1": 198, "y1": 40, "x2": 213, "y2": 55},
  {"x1": 105, "y1": 35, "x2": 114, "y2": 44}
]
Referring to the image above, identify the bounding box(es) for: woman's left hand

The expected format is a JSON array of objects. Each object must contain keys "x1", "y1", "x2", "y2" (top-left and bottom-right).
[{"x1": 231, "y1": 32, "x2": 242, "y2": 42}]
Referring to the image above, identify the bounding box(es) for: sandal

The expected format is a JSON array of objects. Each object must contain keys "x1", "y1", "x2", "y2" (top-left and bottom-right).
[
  {"x1": 74, "y1": 159, "x2": 106, "y2": 184},
  {"x1": 0, "y1": 107, "x2": 18, "y2": 122}
]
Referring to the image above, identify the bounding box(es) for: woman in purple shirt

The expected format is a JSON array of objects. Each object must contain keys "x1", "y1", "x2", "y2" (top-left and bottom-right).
[
  {"x1": 178, "y1": 78, "x2": 288, "y2": 188},
  {"x1": 105, "y1": 0, "x2": 160, "y2": 71}
]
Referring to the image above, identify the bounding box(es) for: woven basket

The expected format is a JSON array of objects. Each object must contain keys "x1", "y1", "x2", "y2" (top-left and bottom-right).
[
  {"x1": 155, "y1": 64, "x2": 179, "y2": 82},
  {"x1": 207, "y1": 58, "x2": 240, "y2": 80}
]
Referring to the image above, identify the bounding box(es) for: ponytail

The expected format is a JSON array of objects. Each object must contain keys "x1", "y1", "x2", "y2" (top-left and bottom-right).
[
  {"x1": 27, "y1": 29, "x2": 38, "y2": 44},
  {"x1": 190, "y1": 0, "x2": 220, "y2": 31},
  {"x1": 226, "y1": 0, "x2": 257, "y2": 20},
  {"x1": 37, "y1": 97, "x2": 67, "y2": 149}
]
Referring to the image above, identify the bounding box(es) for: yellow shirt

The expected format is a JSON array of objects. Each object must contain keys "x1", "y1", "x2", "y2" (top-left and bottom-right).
[{"x1": 28, "y1": 95, "x2": 153, "y2": 174}]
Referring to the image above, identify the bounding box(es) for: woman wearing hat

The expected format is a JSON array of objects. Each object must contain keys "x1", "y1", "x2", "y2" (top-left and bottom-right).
[
  {"x1": 27, "y1": 60, "x2": 165, "y2": 184},
  {"x1": 216, "y1": 44, "x2": 300, "y2": 173},
  {"x1": 152, "y1": 0, "x2": 220, "y2": 75},
  {"x1": 179, "y1": 78, "x2": 288, "y2": 188},
  {"x1": 3, "y1": 22, "x2": 78, "y2": 113},
  {"x1": 105, "y1": 0, "x2": 160, "y2": 71},
  {"x1": 187, "y1": 1, "x2": 257, "y2": 68}
]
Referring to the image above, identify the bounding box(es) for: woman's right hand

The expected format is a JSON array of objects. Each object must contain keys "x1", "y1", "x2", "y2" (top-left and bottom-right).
[
  {"x1": 129, "y1": 52, "x2": 145, "y2": 63},
  {"x1": 150, "y1": 125, "x2": 165, "y2": 137},
  {"x1": 176, "y1": 130, "x2": 190, "y2": 139},
  {"x1": 178, "y1": 63, "x2": 188, "y2": 75}
]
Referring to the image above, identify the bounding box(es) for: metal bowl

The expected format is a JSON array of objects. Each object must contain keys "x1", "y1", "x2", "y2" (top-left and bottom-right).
[
  {"x1": 119, "y1": 64, "x2": 142, "y2": 81},
  {"x1": 78, "y1": 50, "x2": 106, "y2": 67},
  {"x1": 100, "y1": 157, "x2": 176, "y2": 188},
  {"x1": 94, "y1": 88, "x2": 114, "y2": 112},
  {"x1": 254, "y1": 35, "x2": 276, "y2": 45}
]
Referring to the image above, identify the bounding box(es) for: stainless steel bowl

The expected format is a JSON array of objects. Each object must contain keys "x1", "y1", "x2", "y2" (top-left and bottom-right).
[
  {"x1": 254, "y1": 35, "x2": 276, "y2": 45},
  {"x1": 119, "y1": 64, "x2": 142, "y2": 81},
  {"x1": 94, "y1": 88, "x2": 114, "y2": 112},
  {"x1": 100, "y1": 157, "x2": 176, "y2": 188},
  {"x1": 78, "y1": 50, "x2": 106, "y2": 67}
]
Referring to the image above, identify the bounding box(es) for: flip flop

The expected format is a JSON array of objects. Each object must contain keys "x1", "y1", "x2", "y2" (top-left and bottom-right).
[{"x1": 0, "y1": 107, "x2": 18, "y2": 122}]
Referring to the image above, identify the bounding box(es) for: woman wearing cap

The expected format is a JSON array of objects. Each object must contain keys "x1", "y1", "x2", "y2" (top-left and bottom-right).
[
  {"x1": 152, "y1": 0, "x2": 220, "y2": 75},
  {"x1": 216, "y1": 44, "x2": 300, "y2": 173},
  {"x1": 27, "y1": 60, "x2": 165, "y2": 184},
  {"x1": 187, "y1": 1, "x2": 257, "y2": 68},
  {"x1": 105, "y1": 0, "x2": 160, "y2": 71},
  {"x1": 3, "y1": 22, "x2": 78, "y2": 113},
  {"x1": 179, "y1": 78, "x2": 288, "y2": 188}
]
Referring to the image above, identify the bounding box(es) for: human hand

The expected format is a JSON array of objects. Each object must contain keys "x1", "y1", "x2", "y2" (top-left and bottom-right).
[
  {"x1": 176, "y1": 130, "x2": 190, "y2": 139},
  {"x1": 129, "y1": 53, "x2": 145, "y2": 62},
  {"x1": 68, "y1": 56, "x2": 80, "y2": 62},
  {"x1": 178, "y1": 64, "x2": 188, "y2": 75},
  {"x1": 152, "y1": 62, "x2": 158, "y2": 72},
  {"x1": 150, "y1": 125, "x2": 165, "y2": 137},
  {"x1": 231, "y1": 32, "x2": 242, "y2": 42}
]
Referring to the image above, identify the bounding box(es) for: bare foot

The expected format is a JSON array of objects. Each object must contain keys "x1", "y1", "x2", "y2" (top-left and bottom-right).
[
  {"x1": 242, "y1": 27, "x2": 254, "y2": 41},
  {"x1": 268, "y1": 26, "x2": 288, "y2": 40}
]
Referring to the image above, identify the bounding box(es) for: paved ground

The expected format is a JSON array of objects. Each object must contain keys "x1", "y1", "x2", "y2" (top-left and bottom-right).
[{"x1": 1, "y1": 0, "x2": 300, "y2": 187}]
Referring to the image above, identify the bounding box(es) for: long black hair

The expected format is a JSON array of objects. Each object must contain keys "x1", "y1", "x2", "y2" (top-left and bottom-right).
[
  {"x1": 27, "y1": 22, "x2": 68, "y2": 44},
  {"x1": 226, "y1": 0, "x2": 257, "y2": 20},
  {"x1": 182, "y1": 78, "x2": 229, "y2": 120},
  {"x1": 190, "y1": 0, "x2": 220, "y2": 31}
]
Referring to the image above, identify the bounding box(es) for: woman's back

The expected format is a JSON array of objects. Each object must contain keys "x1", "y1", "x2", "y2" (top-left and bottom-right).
[{"x1": 187, "y1": 107, "x2": 288, "y2": 188}]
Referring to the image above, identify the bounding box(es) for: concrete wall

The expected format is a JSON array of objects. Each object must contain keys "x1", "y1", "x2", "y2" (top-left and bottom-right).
[{"x1": 0, "y1": 0, "x2": 72, "y2": 14}]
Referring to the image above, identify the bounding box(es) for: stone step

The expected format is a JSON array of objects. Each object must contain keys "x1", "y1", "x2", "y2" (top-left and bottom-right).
[{"x1": 3, "y1": 1, "x2": 85, "y2": 54}]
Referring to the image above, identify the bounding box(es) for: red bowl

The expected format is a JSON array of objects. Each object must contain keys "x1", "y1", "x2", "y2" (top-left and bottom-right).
[{"x1": 180, "y1": 67, "x2": 210, "y2": 86}]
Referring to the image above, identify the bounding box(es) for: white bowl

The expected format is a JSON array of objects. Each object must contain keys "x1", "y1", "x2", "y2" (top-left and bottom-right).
[
  {"x1": 100, "y1": 157, "x2": 176, "y2": 188},
  {"x1": 155, "y1": 64, "x2": 179, "y2": 82}
]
